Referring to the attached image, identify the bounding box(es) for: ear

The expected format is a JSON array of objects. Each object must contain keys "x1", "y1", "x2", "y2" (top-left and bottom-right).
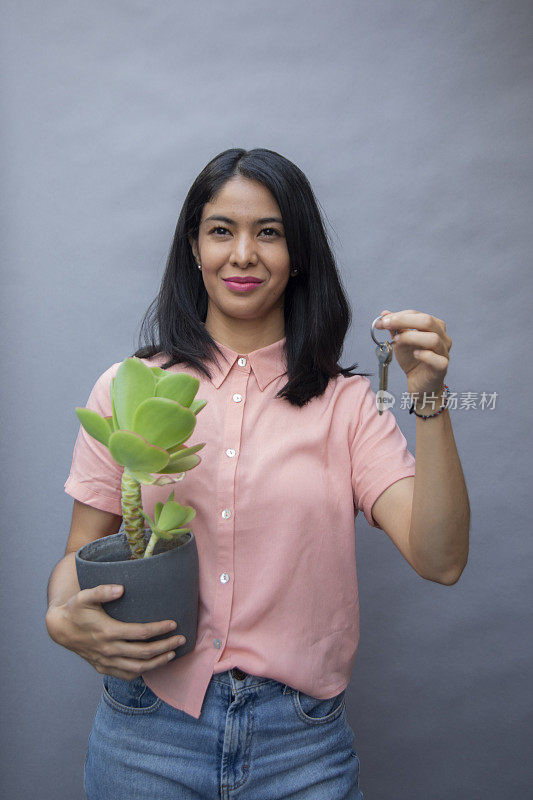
[{"x1": 188, "y1": 234, "x2": 199, "y2": 263}]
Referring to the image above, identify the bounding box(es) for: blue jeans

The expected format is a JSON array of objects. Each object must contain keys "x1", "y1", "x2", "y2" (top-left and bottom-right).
[{"x1": 84, "y1": 669, "x2": 363, "y2": 799}]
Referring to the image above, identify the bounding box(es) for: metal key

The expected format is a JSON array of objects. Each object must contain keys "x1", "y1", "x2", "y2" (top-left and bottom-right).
[
  {"x1": 371, "y1": 315, "x2": 395, "y2": 415},
  {"x1": 376, "y1": 342, "x2": 393, "y2": 414}
]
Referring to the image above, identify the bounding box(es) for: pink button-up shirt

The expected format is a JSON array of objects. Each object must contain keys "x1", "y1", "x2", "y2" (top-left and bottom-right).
[{"x1": 65, "y1": 335, "x2": 415, "y2": 718}]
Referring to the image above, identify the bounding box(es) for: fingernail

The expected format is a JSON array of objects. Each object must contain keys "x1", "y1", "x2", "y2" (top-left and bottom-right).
[
  {"x1": 382, "y1": 316, "x2": 391, "y2": 325},
  {"x1": 168, "y1": 621, "x2": 177, "y2": 630},
  {"x1": 177, "y1": 636, "x2": 186, "y2": 645},
  {"x1": 167, "y1": 651, "x2": 175, "y2": 660}
]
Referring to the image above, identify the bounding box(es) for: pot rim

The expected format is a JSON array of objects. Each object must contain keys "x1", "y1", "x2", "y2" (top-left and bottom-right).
[{"x1": 75, "y1": 529, "x2": 193, "y2": 564}]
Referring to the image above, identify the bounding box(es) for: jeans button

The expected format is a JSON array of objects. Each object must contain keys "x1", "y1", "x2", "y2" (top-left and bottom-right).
[{"x1": 232, "y1": 668, "x2": 247, "y2": 680}]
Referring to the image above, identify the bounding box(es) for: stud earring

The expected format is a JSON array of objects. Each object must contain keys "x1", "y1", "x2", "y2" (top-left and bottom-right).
[
  {"x1": 291, "y1": 267, "x2": 299, "y2": 276},
  {"x1": 197, "y1": 263, "x2": 202, "y2": 270}
]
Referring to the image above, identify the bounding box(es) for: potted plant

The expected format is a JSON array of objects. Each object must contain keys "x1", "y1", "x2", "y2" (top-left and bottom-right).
[{"x1": 74, "y1": 357, "x2": 207, "y2": 654}]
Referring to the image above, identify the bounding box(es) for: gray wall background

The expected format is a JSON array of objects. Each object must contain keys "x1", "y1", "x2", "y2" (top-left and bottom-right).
[{"x1": 2, "y1": 1, "x2": 532, "y2": 797}]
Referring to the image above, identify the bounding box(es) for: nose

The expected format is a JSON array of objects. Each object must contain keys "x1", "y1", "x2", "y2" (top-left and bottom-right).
[{"x1": 230, "y1": 233, "x2": 258, "y2": 267}]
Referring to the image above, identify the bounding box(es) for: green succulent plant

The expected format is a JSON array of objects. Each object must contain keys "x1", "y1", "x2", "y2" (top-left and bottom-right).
[{"x1": 75, "y1": 357, "x2": 206, "y2": 559}]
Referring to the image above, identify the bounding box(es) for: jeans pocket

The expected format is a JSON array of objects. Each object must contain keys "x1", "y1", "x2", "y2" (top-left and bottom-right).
[
  {"x1": 291, "y1": 687, "x2": 346, "y2": 725},
  {"x1": 102, "y1": 674, "x2": 162, "y2": 714}
]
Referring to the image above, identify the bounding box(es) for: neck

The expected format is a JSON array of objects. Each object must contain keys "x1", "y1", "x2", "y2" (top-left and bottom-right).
[{"x1": 203, "y1": 308, "x2": 285, "y2": 354}]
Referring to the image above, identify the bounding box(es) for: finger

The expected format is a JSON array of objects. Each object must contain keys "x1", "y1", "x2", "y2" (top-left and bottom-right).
[
  {"x1": 104, "y1": 618, "x2": 179, "y2": 642},
  {"x1": 99, "y1": 650, "x2": 177, "y2": 679},
  {"x1": 393, "y1": 330, "x2": 449, "y2": 356},
  {"x1": 375, "y1": 309, "x2": 419, "y2": 329},
  {"x1": 77, "y1": 584, "x2": 124, "y2": 607},
  {"x1": 381, "y1": 308, "x2": 417, "y2": 317},
  {"x1": 112, "y1": 634, "x2": 186, "y2": 660},
  {"x1": 380, "y1": 311, "x2": 441, "y2": 333},
  {"x1": 375, "y1": 309, "x2": 392, "y2": 328},
  {"x1": 411, "y1": 349, "x2": 449, "y2": 371}
]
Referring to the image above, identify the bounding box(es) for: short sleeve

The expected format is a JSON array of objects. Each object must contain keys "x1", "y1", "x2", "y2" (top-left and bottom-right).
[
  {"x1": 349, "y1": 377, "x2": 415, "y2": 529},
  {"x1": 64, "y1": 363, "x2": 123, "y2": 515}
]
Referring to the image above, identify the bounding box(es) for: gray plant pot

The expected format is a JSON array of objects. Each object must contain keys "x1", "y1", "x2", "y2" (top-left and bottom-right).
[{"x1": 75, "y1": 529, "x2": 198, "y2": 657}]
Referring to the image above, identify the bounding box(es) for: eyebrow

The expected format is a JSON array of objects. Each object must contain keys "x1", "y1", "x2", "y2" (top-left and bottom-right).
[{"x1": 203, "y1": 215, "x2": 284, "y2": 225}]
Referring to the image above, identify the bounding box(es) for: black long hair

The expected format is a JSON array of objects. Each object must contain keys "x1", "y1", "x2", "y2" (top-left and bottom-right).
[{"x1": 134, "y1": 147, "x2": 369, "y2": 407}]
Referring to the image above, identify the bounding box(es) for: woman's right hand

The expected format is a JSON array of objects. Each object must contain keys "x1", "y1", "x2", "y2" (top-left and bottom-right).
[{"x1": 46, "y1": 584, "x2": 186, "y2": 681}]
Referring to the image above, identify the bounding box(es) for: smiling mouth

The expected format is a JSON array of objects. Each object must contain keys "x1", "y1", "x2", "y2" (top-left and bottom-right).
[
  {"x1": 222, "y1": 277, "x2": 263, "y2": 284},
  {"x1": 222, "y1": 278, "x2": 264, "y2": 292}
]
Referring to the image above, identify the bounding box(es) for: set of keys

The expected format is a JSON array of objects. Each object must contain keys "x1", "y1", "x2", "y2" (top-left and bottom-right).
[{"x1": 371, "y1": 315, "x2": 395, "y2": 415}]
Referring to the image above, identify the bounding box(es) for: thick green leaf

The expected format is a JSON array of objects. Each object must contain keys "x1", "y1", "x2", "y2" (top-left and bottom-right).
[
  {"x1": 154, "y1": 501, "x2": 164, "y2": 524},
  {"x1": 150, "y1": 366, "x2": 168, "y2": 378},
  {"x1": 153, "y1": 529, "x2": 172, "y2": 541},
  {"x1": 139, "y1": 509, "x2": 155, "y2": 530},
  {"x1": 127, "y1": 471, "x2": 183, "y2": 486},
  {"x1": 104, "y1": 416, "x2": 115, "y2": 435},
  {"x1": 166, "y1": 442, "x2": 205, "y2": 458},
  {"x1": 133, "y1": 397, "x2": 196, "y2": 450},
  {"x1": 154, "y1": 527, "x2": 191, "y2": 541},
  {"x1": 108, "y1": 430, "x2": 169, "y2": 472},
  {"x1": 178, "y1": 507, "x2": 195, "y2": 526},
  {"x1": 76, "y1": 408, "x2": 111, "y2": 447},
  {"x1": 127, "y1": 470, "x2": 159, "y2": 484},
  {"x1": 155, "y1": 373, "x2": 199, "y2": 408},
  {"x1": 113, "y1": 358, "x2": 156, "y2": 430},
  {"x1": 158, "y1": 454, "x2": 201, "y2": 474},
  {"x1": 157, "y1": 501, "x2": 196, "y2": 532},
  {"x1": 167, "y1": 441, "x2": 205, "y2": 457},
  {"x1": 189, "y1": 398, "x2": 207, "y2": 415},
  {"x1": 110, "y1": 378, "x2": 119, "y2": 431}
]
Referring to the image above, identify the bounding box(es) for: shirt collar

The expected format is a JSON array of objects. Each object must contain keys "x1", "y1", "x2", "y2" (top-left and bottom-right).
[{"x1": 208, "y1": 335, "x2": 288, "y2": 391}]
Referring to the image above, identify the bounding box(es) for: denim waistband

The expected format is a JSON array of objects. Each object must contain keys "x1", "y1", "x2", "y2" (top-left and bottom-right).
[{"x1": 210, "y1": 669, "x2": 293, "y2": 695}]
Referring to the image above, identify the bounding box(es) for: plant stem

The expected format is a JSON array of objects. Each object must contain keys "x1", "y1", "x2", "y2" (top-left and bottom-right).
[
  {"x1": 143, "y1": 533, "x2": 158, "y2": 559},
  {"x1": 121, "y1": 468, "x2": 146, "y2": 559}
]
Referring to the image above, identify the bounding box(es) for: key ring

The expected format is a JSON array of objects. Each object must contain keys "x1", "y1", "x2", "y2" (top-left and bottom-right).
[{"x1": 371, "y1": 315, "x2": 395, "y2": 347}]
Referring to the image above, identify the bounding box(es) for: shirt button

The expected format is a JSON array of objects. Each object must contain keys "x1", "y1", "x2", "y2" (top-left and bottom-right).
[
  {"x1": 233, "y1": 393, "x2": 242, "y2": 403},
  {"x1": 226, "y1": 448, "x2": 236, "y2": 458},
  {"x1": 221, "y1": 509, "x2": 232, "y2": 519},
  {"x1": 213, "y1": 639, "x2": 222, "y2": 649},
  {"x1": 238, "y1": 357, "x2": 247, "y2": 366},
  {"x1": 220, "y1": 572, "x2": 230, "y2": 583}
]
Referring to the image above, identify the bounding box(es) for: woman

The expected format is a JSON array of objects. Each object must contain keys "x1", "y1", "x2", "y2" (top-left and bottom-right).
[{"x1": 46, "y1": 147, "x2": 469, "y2": 799}]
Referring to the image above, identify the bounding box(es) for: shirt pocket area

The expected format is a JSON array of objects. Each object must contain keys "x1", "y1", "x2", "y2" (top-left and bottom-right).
[
  {"x1": 291, "y1": 687, "x2": 346, "y2": 725},
  {"x1": 102, "y1": 674, "x2": 162, "y2": 714}
]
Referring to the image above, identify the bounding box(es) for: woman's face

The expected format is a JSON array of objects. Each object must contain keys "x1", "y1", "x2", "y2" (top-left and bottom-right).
[{"x1": 189, "y1": 176, "x2": 291, "y2": 335}]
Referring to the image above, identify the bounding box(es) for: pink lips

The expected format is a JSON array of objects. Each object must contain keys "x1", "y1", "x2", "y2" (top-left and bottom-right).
[{"x1": 223, "y1": 277, "x2": 264, "y2": 292}]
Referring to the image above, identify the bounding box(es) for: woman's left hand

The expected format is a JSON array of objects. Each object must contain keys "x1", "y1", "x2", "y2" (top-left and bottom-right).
[{"x1": 375, "y1": 309, "x2": 452, "y2": 399}]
